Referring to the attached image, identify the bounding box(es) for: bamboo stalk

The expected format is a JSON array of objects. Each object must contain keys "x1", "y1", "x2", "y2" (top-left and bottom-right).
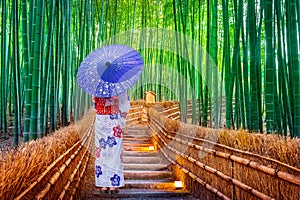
[
  {"x1": 230, "y1": 155, "x2": 251, "y2": 166},
  {"x1": 277, "y1": 171, "x2": 300, "y2": 185},
  {"x1": 69, "y1": 156, "x2": 89, "y2": 200},
  {"x1": 49, "y1": 171, "x2": 61, "y2": 186},
  {"x1": 14, "y1": 141, "x2": 81, "y2": 200},
  {"x1": 35, "y1": 184, "x2": 51, "y2": 200},
  {"x1": 59, "y1": 139, "x2": 91, "y2": 199},
  {"x1": 70, "y1": 154, "x2": 90, "y2": 196},
  {"x1": 60, "y1": 154, "x2": 88, "y2": 199},
  {"x1": 36, "y1": 147, "x2": 83, "y2": 198}
]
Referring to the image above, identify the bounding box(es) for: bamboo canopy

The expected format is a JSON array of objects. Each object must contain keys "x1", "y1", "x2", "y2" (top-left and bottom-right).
[{"x1": 0, "y1": 0, "x2": 299, "y2": 147}]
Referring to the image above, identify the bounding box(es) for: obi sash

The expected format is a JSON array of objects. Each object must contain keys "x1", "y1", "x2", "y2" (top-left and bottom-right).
[{"x1": 93, "y1": 96, "x2": 119, "y2": 115}]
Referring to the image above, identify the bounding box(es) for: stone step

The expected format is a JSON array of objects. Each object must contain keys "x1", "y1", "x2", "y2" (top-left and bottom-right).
[
  {"x1": 123, "y1": 133, "x2": 150, "y2": 138},
  {"x1": 124, "y1": 170, "x2": 173, "y2": 180},
  {"x1": 124, "y1": 163, "x2": 168, "y2": 171},
  {"x1": 123, "y1": 145, "x2": 151, "y2": 152},
  {"x1": 124, "y1": 179, "x2": 175, "y2": 190},
  {"x1": 123, "y1": 135, "x2": 150, "y2": 139},
  {"x1": 122, "y1": 137, "x2": 152, "y2": 144},
  {"x1": 124, "y1": 128, "x2": 148, "y2": 131},
  {"x1": 124, "y1": 125, "x2": 149, "y2": 130},
  {"x1": 124, "y1": 128, "x2": 149, "y2": 132},
  {"x1": 92, "y1": 188, "x2": 191, "y2": 199},
  {"x1": 123, "y1": 141, "x2": 152, "y2": 145},
  {"x1": 123, "y1": 143, "x2": 152, "y2": 147},
  {"x1": 122, "y1": 150, "x2": 158, "y2": 157},
  {"x1": 123, "y1": 156, "x2": 161, "y2": 164},
  {"x1": 124, "y1": 126, "x2": 149, "y2": 130},
  {"x1": 123, "y1": 134, "x2": 150, "y2": 139},
  {"x1": 123, "y1": 130, "x2": 149, "y2": 133}
]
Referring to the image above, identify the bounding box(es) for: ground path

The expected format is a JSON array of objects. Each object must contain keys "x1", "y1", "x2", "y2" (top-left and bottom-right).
[{"x1": 79, "y1": 124, "x2": 196, "y2": 199}]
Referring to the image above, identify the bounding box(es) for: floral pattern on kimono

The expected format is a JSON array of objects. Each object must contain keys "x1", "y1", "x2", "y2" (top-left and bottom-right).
[{"x1": 94, "y1": 93, "x2": 130, "y2": 188}]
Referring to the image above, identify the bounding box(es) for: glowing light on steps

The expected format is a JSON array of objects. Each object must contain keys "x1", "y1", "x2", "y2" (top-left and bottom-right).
[
  {"x1": 148, "y1": 146, "x2": 155, "y2": 151},
  {"x1": 174, "y1": 181, "x2": 183, "y2": 189}
]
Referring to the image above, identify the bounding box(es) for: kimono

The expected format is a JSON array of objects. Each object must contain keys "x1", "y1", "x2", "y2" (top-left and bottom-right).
[{"x1": 94, "y1": 92, "x2": 130, "y2": 188}]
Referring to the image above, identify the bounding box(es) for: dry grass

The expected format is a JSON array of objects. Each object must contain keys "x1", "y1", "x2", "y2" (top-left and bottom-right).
[
  {"x1": 217, "y1": 129, "x2": 300, "y2": 168},
  {"x1": 147, "y1": 102, "x2": 300, "y2": 199},
  {"x1": 0, "y1": 110, "x2": 94, "y2": 199},
  {"x1": 152, "y1": 105, "x2": 300, "y2": 169},
  {"x1": 148, "y1": 102, "x2": 300, "y2": 169}
]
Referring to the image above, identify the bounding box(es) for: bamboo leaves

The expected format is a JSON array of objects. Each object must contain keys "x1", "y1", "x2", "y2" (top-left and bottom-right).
[{"x1": 0, "y1": 0, "x2": 300, "y2": 142}]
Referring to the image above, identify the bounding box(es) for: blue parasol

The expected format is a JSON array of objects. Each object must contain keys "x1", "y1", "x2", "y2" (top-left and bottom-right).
[{"x1": 76, "y1": 44, "x2": 144, "y2": 97}]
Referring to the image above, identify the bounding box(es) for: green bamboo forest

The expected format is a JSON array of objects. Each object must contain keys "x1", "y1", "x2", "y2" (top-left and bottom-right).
[{"x1": 0, "y1": 0, "x2": 299, "y2": 146}]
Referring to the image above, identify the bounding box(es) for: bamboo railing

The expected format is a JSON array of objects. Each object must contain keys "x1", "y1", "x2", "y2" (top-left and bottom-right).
[
  {"x1": 13, "y1": 122, "x2": 93, "y2": 200},
  {"x1": 147, "y1": 104, "x2": 300, "y2": 200},
  {"x1": 3, "y1": 101, "x2": 299, "y2": 200},
  {"x1": 127, "y1": 101, "x2": 180, "y2": 124}
]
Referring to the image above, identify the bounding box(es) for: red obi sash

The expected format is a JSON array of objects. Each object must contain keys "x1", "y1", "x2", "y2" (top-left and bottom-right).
[{"x1": 93, "y1": 96, "x2": 119, "y2": 115}]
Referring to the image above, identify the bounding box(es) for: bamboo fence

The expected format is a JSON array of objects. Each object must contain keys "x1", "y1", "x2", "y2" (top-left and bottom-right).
[
  {"x1": 1, "y1": 101, "x2": 299, "y2": 200},
  {"x1": 147, "y1": 102, "x2": 300, "y2": 200},
  {"x1": 127, "y1": 100, "x2": 180, "y2": 124},
  {"x1": 0, "y1": 110, "x2": 94, "y2": 200}
]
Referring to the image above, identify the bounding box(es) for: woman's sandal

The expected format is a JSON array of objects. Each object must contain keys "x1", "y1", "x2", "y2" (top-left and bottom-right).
[
  {"x1": 99, "y1": 187, "x2": 109, "y2": 194},
  {"x1": 109, "y1": 188, "x2": 119, "y2": 194}
]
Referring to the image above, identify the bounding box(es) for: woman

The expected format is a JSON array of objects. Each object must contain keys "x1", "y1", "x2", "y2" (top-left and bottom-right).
[{"x1": 93, "y1": 92, "x2": 130, "y2": 193}]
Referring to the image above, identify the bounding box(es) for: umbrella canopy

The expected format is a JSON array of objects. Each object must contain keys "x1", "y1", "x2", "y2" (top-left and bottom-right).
[{"x1": 77, "y1": 44, "x2": 144, "y2": 97}]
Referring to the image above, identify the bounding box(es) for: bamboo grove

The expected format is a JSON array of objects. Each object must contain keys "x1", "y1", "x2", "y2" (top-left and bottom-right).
[{"x1": 0, "y1": 0, "x2": 299, "y2": 146}]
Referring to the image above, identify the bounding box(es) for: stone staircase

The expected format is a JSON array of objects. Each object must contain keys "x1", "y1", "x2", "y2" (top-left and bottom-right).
[
  {"x1": 91, "y1": 124, "x2": 194, "y2": 199},
  {"x1": 123, "y1": 125, "x2": 174, "y2": 189}
]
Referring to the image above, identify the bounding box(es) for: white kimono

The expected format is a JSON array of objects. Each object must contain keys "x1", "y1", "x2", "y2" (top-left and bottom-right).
[{"x1": 94, "y1": 93, "x2": 130, "y2": 188}]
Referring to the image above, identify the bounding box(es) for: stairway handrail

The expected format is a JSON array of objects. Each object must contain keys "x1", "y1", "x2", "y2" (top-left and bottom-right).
[{"x1": 149, "y1": 116, "x2": 300, "y2": 186}]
